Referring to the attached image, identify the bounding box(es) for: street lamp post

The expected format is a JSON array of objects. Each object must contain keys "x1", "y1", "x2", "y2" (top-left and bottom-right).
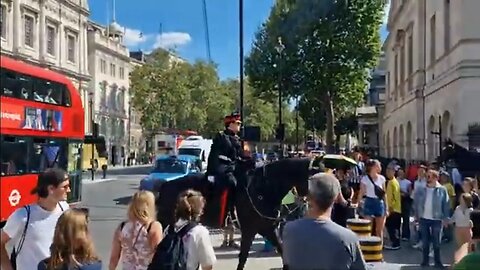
[
  {"x1": 239, "y1": 0, "x2": 245, "y2": 147},
  {"x1": 275, "y1": 37, "x2": 285, "y2": 158},
  {"x1": 88, "y1": 92, "x2": 95, "y2": 181},
  {"x1": 295, "y1": 96, "x2": 300, "y2": 153},
  {"x1": 127, "y1": 101, "x2": 132, "y2": 166}
]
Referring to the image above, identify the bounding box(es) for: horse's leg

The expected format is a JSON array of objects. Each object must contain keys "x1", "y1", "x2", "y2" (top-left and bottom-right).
[
  {"x1": 261, "y1": 226, "x2": 283, "y2": 256},
  {"x1": 237, "y1": 231, "x2": 255, "y2": 270}
]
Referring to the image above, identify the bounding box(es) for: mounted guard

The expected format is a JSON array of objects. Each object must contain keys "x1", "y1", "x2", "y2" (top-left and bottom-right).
[{"x1": 206, "y1": 112, "x2": 248, "y2": 220}]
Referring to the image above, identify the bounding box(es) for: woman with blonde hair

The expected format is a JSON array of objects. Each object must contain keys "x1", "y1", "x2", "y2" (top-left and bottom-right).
[
  {"x1": 37, "y1": 208, "x2": 101, "y2": 270},
  {"x1": 109, "y1": 190, "x2": 163, "y2": 270}
]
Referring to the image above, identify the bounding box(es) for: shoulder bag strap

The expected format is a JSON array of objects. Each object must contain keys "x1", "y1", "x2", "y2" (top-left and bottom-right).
[
  {"x1": 132, "y1": 223, "x2": 146, "y2": 251},
  {"x1": 16, "y1": 205, "x2": 31, "y2": 253},
  {"x1": 178, "y1": 222, "x2": 197, "y2": 237},
  {"x1": 366, "y1": 174, "x2": 377, "y2": 187},
  {"x1": 146, "y1": 221, "x2": 154, "y2": 233},
  {"x1": 58, "y1": 202, "x2": 64, "y2": 212}
]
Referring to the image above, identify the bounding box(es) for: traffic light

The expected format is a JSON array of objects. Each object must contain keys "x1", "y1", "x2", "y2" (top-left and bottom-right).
[{"x1": 275, "y1": 124, "x2": 285, "y2": 141}]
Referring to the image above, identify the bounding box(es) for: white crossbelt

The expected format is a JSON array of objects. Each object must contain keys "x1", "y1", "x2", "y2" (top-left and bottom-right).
[{"x1": 218, "y1": 155, "x2": 232, "y2": 162}]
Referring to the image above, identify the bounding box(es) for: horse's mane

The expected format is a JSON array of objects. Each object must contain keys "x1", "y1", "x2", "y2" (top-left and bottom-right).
[{"x1": 255, "y1": 157, "x2": 311, "y2": 176}]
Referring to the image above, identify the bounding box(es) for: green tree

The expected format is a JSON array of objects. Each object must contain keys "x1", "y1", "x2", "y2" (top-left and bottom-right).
[
  {"x1": 130, "y1": 50, "x2": 188, "y2": 137},
  {"x1": 246, "y1": 0, "x2": 384, "y2": 153}
]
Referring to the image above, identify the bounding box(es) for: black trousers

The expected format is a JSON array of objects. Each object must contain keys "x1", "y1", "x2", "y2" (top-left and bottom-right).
[
  {"x1": 401, "y1": 196, "x2": 412, "y2": 239},
  {"x1": 386, "y1": 212, "x2": 402, "y2": 247}
]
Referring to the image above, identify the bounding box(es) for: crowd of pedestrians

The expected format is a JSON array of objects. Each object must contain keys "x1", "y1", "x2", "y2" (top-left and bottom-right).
[
  {"x1": 1, "y1": 168, "x2": 216, "y2": 270},
  {"x1": 319, "y1": 151, "x2": 480, "y2": 269},
  {"x1": 2, "y1": 155, "x2": 479, "y2": 270}
]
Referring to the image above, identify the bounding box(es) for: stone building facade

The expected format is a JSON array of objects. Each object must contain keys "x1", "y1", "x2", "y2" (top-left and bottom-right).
[
  {"x1": 87, "y1": 21, "x2": 130, "y2": 166},
  {"x1": 383, "y1": 0, "x2": 480, "y2": 161},
  {"x1": 0, "y1": 0, "x2": 91, "y2": 131}
]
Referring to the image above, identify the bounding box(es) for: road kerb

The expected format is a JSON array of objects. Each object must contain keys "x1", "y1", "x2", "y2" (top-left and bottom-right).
[{"x1": 82, "y1": 178, "x2": 116, "y2": 184}]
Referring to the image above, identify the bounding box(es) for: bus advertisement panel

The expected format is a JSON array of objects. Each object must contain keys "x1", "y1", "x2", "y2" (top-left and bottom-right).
[{"x1": 0, "y1": 56, "x2": 85, "y2": 222}]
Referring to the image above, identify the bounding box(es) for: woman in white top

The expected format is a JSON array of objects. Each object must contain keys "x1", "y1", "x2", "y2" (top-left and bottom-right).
[
  {"x1": 109, "y1": 191, "x2": 163, "y2": 270},
  {"x1": 452, "y1": 193, "x2": 474, "y2": 264},
  {"x1": 357, "y1": 159, "x2": 387, "y2": 239}
]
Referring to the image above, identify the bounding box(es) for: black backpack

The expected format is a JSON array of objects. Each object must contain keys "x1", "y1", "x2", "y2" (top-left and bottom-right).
[{"x1": 147, "y1": 222, "x2": 197, "y2": 270}]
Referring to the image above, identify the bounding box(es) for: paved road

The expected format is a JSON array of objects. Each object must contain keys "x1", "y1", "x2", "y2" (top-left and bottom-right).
[{"x1": 81, "y1": 167, "x2": 455, "y2": 269}]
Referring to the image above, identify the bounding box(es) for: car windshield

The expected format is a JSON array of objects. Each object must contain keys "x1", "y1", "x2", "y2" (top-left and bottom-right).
[
  {"x1": 178, "y1": 148, "x2": 202, "y2": 157},
  {"x1": 152, "y1": 159, "x2": 187, "y2": 174}
]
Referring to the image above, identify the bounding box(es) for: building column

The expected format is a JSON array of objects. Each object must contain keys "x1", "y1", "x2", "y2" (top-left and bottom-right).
[
  {"x1": 38, "y1": 1, "x2": 45, "y2": 58},
  {"x1": 415, "y1": 90, "x2": 426, "y2": 161},
  {"x1": 12, "y1": 0, "x2": 20, "y2": 51}
]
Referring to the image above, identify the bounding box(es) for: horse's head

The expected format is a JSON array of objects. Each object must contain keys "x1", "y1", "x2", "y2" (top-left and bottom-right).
[
  {"x1": 439, "y1": 138, "x2": 456, "y2": 163},
  {"x1": 267, "y1": 156, "x2": 325, "y2": 198}
]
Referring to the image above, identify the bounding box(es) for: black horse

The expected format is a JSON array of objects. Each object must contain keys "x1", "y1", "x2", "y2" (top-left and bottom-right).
[
  {"x1": 155, "y1": 157, "x2": 323, "y2": 270},
  {"x1": 440, "y1": 139, "x2": 480, "y2": 177}
]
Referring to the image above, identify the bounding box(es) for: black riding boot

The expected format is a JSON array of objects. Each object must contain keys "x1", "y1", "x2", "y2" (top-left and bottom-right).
[{"x1": 228, "y1": 187, "x2": 237, "y2": 217}]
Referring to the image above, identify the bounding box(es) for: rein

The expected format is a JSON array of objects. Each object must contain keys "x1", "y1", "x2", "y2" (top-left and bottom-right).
[
  {"x1": 243, "y1": 184, "x2": 303, "y2": 221},
  {"x1": 241, "y1": 157, "x2": 314, "y2": 222}
]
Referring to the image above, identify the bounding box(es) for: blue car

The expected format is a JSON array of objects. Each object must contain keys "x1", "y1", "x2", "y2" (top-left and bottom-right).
[{"x1": 139, "y1": 155, "x2": 201, "y2": 191}]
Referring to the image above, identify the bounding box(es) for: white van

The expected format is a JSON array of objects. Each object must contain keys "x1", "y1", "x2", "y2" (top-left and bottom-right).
[{"x1": 178, "y1": 136, "x2": 213, "y2": 172}]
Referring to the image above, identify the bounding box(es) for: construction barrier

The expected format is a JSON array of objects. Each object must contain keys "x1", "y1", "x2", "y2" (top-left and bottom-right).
[
  {"x1": 359, "y1": 236, "x2": 383, "y2": 262},
  {"x1": 347, "y1": 218, "x2": 372, "y2": 237}
]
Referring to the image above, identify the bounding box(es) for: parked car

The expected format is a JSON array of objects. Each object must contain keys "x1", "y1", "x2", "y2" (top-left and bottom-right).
[{"x1": 139, "y1": 155, "x2": 201, "y2": 191}]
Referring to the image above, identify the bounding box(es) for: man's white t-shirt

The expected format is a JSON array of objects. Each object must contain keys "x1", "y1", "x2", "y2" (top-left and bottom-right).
[
  {"x1": 174, "y1": 219, "x2": 216, "y2": 270},
  {"x1": 360, "y1": 175, "x2": 386, "y2": 199},
  {"x1": 422, "y1": 187, "x2": 435, "y2": 220},
  {"x1": 2, "y1": 201, "x2": 69, "y2": 270}
]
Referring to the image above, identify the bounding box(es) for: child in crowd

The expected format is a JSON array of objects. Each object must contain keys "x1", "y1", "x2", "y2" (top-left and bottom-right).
[{"x1": 452, "y1": 193, "x2": 474, "y2": 264}]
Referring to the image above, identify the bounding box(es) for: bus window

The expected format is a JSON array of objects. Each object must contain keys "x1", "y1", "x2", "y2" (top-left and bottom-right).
[
  {"x1": 30, "y1": 138, "x2": 65, "y2": 173},
  {"x1": 68, "y1": 142, "x2": 82, "y2": 173},
  {"x1": 0, "y1": 70, "x2": 31, "y2": 100},
  {"x1": 34, "y1": 79, "x2": 63, "y2": 105},
  {"x1": 63, "y1": 85, "x2": 71, "y2": 106},
  {"x1": 0, "y1": 136, "x2": 28, "y2": 175}
]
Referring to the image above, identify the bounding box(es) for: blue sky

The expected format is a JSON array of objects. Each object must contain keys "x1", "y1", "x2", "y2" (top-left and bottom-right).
[{"x1": 88, "y1": 0, "x2": 389, "y2": 80}]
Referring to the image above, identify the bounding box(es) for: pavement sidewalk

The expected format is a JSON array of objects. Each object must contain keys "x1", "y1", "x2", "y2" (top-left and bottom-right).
[{"x1": 98, "y1": 164, "x2": 152, "y2": 171}]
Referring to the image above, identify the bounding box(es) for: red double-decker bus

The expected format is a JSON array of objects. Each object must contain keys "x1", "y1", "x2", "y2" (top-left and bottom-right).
[{"x1": 0, "y1": 56, "x2": 85, "y2": 223}]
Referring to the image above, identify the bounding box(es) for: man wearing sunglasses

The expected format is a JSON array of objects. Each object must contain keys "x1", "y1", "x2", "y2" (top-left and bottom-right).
[{"x1": 1, "y1": 168, "x2": 70, "y2": 270}]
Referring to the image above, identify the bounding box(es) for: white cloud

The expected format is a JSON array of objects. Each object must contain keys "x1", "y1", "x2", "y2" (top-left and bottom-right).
[
  {"x1": 153, "y1": 32, "x2": 192, "y2": 49},
  {"x1": 110, "y1": 22, "x2": 151, "y2": 47},
  {"x1": 106, "y1": 22, "x2": 191, "y2": 50},
  {"x1": 383, "y1": 1, "x2": 391, "y2": 25}
]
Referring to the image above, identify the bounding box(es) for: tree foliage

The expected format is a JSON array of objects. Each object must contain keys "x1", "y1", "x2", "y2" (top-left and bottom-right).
[
  {"x1": 246, "y1": 0, "x2": 384, "y2": 152},
  {"x1": 130, "y1": 48, "x2": 300, "y2": 143}
]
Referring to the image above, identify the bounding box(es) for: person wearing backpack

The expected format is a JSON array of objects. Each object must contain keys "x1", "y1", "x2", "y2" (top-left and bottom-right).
[
  {"x1": 109, "y1": 191, "x2": 163, "y2": 270},
  {"x1": 148, "y1": 189, "x2": 216, "y2": 270},
  {"x1": 0, "y1": 168, "x2": 70, "y2": 270}
]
